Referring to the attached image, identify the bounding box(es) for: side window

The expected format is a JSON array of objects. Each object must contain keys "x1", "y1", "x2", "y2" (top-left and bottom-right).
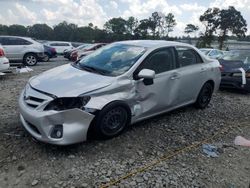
[
  {"x1": 140, "y1": 48, "x2": 175, "y2": 74},
  {"x1": 0, "y1": 38, "x2": 11, "y2": 45},
  {"x1": 4, "y1": 37, "x2": 17, "y2": 45},
  {"x1": 95, "y1": 45, "x2": 103, "y2": 49},
  {"x1": 0, "y1": 37, "x2": 4, "y2": 45},
  {"x1": 176, "y1": 47, "x2": 203, "y2": 67},
  {"x1": 210, "y1": 50, "x2": 217, "y2": 56},
  {"x1": 15, "y1": 38, "x2": 32, "y2": 45},
  {"x1": 50, "y1": 43, "x2": 57, "y2": 46},
  {"x1": 60, "y1": 43, "x2": 70, "y2": 46}
]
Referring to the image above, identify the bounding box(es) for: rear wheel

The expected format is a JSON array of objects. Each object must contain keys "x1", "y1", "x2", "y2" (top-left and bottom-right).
[
  {"x1": 23, "y1": 53, "x2": 38, "y2": 66},
  {"x1": 92, "y1": 102, "x2": 131, "y2": 139},
  {"x1": 195, "y1": 82, "x2": 213, "y2": 109},
  {"x1": 43, "y1": 53, "x2": 50, "y2": 62}
]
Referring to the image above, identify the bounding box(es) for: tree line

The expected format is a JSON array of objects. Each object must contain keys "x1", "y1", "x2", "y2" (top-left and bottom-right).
[{"x1": 0, "y1": 6, "x2": 247, "y2": 49}]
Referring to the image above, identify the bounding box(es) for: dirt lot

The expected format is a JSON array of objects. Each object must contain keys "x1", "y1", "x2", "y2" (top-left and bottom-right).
[{"x1": 0, "y1": 57, "x2": 250, "y2": 188}]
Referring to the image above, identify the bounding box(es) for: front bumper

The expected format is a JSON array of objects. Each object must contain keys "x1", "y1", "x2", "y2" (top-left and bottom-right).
[{"x1": 19, "y1": 90, "x2": 95, "y2": 145}]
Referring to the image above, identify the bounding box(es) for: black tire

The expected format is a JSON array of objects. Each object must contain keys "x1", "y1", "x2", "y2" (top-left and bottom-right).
[
  {"x1": 43, "y1": 53, "x2": 50, "y2": 62},
  {"x1": 23, "y1": 53, "x2": 38, "y2": 66},
  {"x1": 91, "y1": 102, "x2": 131, "y2": 139},
  {"x1": 195, "y1": 82, "x2": 213, "y2": 109}
]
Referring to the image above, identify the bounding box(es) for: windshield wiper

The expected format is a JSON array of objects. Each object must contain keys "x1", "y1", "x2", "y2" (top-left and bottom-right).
[{"x1": 80, "y1": 64, "x2": 109, "y2": 75}]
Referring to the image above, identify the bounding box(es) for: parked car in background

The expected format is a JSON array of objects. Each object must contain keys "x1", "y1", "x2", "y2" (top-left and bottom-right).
[
  {"x1": 71, "y1": 42, "x2": 84, "y2": 48},
  {"x1": 70, "y1": 43, "x2": 106, "y2": 61},
  {"x1": 0, "y1": 36, "x2": 44, "y2": 66},
  {"x1": 64, "y1": 43, "x2": 90, "y2": 60},
  {"x1": 0, "y1": 45, "x2": 9, "y2": 72},
  {"x1": 19, "y1": 40, "x2": 221, "y2": 145},
  {"x1": 42, "y1": 45, "x2": 57, "y2": 62},
  {"x1": 46, "y1": 41, "x2": 74, "y2": 54},
  {"x1": 200, "y1": 48, "x2": 225, "y2": 59},
  {"x1": 219, "y1": 49, "x2": 250, "y2": 92}
]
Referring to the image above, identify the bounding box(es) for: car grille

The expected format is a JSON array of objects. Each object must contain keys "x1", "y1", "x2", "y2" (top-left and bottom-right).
[{"x1": 24, "y1": 96, "x2": 45, "y2": 108}]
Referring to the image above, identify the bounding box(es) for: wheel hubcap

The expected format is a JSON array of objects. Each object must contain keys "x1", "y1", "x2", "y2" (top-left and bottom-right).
[
  {"x1": 102, "y1": 107, "x2": 127, "y2": 136},
  {"x1": 26, "y1": 56, "x2": 36, "y2": 65},
  {"x1": 201, "y1": 85, "x2": 212, "y2": 104},
  {"x1": 44, "y1": 55, "x2": 49, "y2": 61}
]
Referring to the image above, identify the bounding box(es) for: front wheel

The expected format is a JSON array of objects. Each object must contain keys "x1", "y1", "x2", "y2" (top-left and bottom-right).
[
  {"x1": 92, "y1": 103, "x2": 131, "y2": 139},
  {"x1": 23, "y1": 53, "x2": 38, "y2": 66},
  {"x1": 195, "y1": 82, "x2": 213, "y2": 109}
]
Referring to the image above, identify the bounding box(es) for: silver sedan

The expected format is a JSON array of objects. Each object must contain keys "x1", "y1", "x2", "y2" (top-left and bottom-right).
[{"x1": 19, "y1": 40, "x2": 221, "y2": 145}]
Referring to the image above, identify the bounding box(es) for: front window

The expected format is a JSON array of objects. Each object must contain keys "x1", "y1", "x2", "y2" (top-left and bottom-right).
[
  {"x1": 221, "y1": 50, "x2": 250, "y2": 65},
  {"x1": 139, "y1": 48, "x2": 175, "y2": 74},
  {"x1": 75, "y1": 43, "x2": 146, "y2": 76}
]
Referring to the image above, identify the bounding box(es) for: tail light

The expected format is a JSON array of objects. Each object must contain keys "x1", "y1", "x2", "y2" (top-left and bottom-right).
[
  {"x1": 219, "y1": 64, "x2": 223, "y2": 72},
  {"x1": 0, "y1": 48, "x2": 5, "y2": 57},
  {"x1": 51, "y1": 48, "x2": 56, "y2": 53}
]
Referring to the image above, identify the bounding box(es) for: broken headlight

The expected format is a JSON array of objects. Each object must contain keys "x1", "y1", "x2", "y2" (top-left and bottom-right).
[{"x1": 44, "y1": 96, "x2": 90, "y2": 111}]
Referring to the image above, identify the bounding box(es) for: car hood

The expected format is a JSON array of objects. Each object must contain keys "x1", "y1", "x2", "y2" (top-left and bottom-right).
[{"x1": 29, "y1": 64, "x2": 114, "y2": 97}]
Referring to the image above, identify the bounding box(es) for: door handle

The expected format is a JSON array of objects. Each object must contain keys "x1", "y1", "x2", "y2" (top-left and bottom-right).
[{"x1": 170, "y1": 74, "x2": 180, "y2": 80}]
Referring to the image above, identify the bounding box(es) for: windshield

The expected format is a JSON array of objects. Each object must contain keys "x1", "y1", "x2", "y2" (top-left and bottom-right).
[
  {"x1": 75, "y1": 43, "x2": 146, "y2": 76},
  {"x1": 200, "y1": 49, "x2": 211, "y2": 55},
  {"x1": 76, "y1": 44, "x2": 91, "y2": 50},
  {"x1": 222, "y1": 50, "x2": 250, "y2": 65}
]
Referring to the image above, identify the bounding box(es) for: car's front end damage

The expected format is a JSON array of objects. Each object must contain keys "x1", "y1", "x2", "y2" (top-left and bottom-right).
[
  {"x1": 19, "y1": 84, "x2": 96, "y2": 145},
  {"x1": 18, "y1": 63, "x2": 121, "y2": 145}
]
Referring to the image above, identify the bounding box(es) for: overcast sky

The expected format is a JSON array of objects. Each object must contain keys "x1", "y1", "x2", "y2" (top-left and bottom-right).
[{"x1": 0, "y1": 0, "x2": 249, "y2": 36}]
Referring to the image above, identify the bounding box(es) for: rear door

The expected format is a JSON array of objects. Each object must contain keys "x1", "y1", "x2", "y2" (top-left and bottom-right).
[{"x1": 174, "y1": 46, "x2": 208, "y2": 104}]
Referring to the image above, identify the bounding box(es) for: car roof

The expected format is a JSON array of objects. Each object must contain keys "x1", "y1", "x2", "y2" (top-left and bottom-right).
[
  {"x1": 0, "y1": 35, "x2": 33, "y2": 40},
  {"x1": 47, "y1": 41, "x2": 71, "y2": 44},
  {"x1": 114, "y1": 40, "x2": 194, "y2": 49}
]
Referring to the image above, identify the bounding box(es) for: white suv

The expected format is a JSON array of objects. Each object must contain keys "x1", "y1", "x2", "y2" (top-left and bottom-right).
[
  {"x1": 0, "y1": 36, "x2": 44, "y2": 66},
  {"x1": 46, "y1": 41, "x2": 74, "y2": 54}
]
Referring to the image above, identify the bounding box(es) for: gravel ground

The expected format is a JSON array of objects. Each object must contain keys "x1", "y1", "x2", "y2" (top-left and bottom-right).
[{"x1": 0, "y1": 57, "x2": 250, "y2": 188}]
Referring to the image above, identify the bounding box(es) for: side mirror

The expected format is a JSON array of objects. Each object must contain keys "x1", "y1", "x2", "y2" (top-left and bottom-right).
[{"x1": 138, "y1": 69, "x2": 155, "y2": 85}]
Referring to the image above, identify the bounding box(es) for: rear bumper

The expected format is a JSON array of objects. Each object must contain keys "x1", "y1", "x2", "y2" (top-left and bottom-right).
[
  {"x1": 220, "y1": 76, "x2": 250, "y2": 92},
  {"x1": 19, "y1": 90, "x2": 95, "y2": 145}
]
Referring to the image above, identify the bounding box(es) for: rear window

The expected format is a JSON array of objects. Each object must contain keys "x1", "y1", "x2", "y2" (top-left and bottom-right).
[
  {"x1": 222, "y1": 50, "x2": 250, "y2": 65},
  {"x1": 0, "y1": 37, "x2": 32, "y2": 45}
]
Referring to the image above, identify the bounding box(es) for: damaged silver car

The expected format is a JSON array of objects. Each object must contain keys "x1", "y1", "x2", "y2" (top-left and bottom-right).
[{"x1": 19, "y1": 40, "x2": 221, "y2": 145}]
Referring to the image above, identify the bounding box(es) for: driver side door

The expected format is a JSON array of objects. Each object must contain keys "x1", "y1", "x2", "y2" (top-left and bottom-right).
[{"x1": 133, "y1": 47, "x2": 180, "y2": 119}]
